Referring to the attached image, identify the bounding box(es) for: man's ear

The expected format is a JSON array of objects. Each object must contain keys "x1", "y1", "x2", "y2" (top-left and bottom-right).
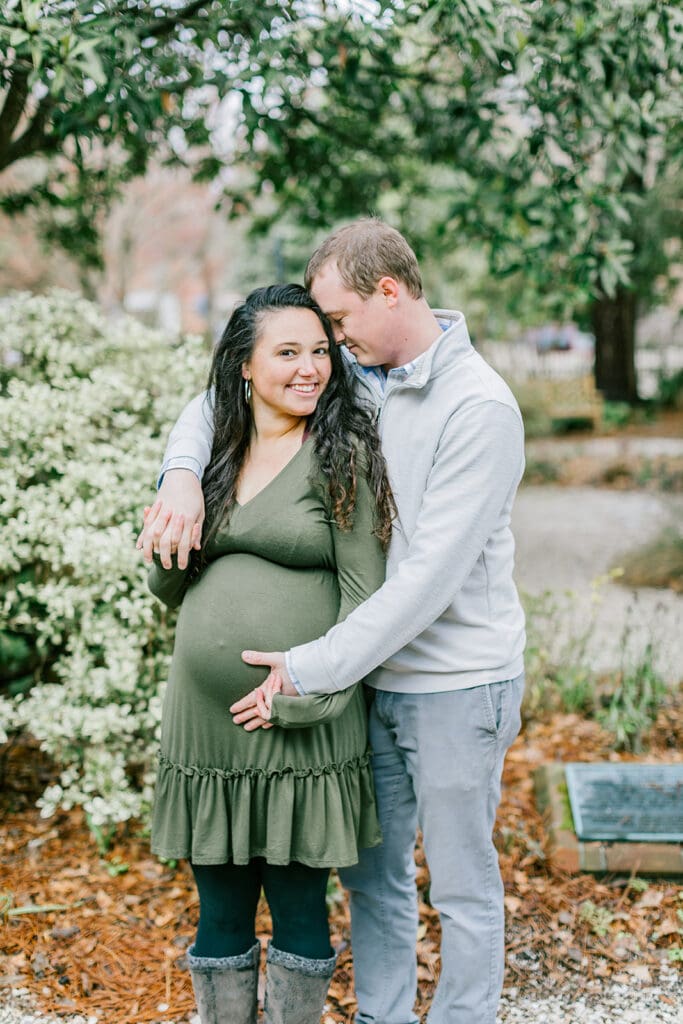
[{"x1": 377, "y1": 275, "x2": 400, "y2": 308}]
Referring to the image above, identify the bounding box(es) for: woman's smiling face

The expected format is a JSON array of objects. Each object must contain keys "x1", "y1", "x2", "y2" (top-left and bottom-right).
[{"x1": 243, "y1": 306, "x2": 333, "y2": 420}]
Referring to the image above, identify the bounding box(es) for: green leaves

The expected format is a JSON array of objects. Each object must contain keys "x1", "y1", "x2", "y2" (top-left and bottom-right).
[
  {"x1": 0, "y1": 0, "x2": 681, "y2": 322},
  {"x1": 596, "y1": 239, "x2": 635, "y2": 299},
  {"x1": 20, "y1": 0, "x2": 42, "y2": 33},
  {"x1": 8, "y1": 27, "x2": 30, "y2": 46},
  {"x1": 0, "y1": 0, "x2": 304, "y2": 260}
]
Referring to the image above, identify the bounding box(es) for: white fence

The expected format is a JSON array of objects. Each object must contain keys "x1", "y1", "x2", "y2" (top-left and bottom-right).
[{"x1": 479, "y1": 341, "x2": 683, "y2": 398}]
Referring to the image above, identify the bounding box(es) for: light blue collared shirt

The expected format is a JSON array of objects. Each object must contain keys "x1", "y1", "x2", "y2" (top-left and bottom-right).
[{"x1": 354, "y1": 357, "x2": 420, "y2": 399}]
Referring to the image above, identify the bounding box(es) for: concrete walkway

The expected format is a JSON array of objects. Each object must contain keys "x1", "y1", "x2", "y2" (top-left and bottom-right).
[{"x1": 512, "y1": 485, "x2": 683, "y2": 682}]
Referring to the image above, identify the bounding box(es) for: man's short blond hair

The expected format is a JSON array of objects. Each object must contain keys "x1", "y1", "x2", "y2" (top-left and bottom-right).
[{"x1": 304, "y1": 218, "x2": 423, "y2": 299}]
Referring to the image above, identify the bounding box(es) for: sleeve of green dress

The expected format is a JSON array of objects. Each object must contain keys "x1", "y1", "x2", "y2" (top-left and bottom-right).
[
  {"x1": 147, "y1": 553, "x2": 192, "y2": 609},
  {"x1": 269, "y1": 457, "x2": 386, "y2": 729}
]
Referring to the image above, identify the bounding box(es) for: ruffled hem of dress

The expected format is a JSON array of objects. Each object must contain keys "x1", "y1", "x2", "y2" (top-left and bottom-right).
[
  {"x1": 155, "y1": 750, "x2": 373, "y2": 780},
  {"x1": 150, "y1": 750, "x2": 381, "y2": 868}
]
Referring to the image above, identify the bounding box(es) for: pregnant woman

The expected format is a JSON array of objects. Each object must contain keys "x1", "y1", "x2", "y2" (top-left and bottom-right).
[{"x1": 147, "y1": 284, "x2": 393, "y2": 1024}]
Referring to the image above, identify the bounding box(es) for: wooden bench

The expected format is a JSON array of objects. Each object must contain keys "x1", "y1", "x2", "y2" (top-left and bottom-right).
[{"x1": 538, "y1": 375, "x2": 604, "y2": 427}]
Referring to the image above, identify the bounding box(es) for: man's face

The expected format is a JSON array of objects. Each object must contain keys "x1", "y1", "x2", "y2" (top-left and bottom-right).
[{"x1": 310, "y1": 261, "x2": 394, "y2": 368}]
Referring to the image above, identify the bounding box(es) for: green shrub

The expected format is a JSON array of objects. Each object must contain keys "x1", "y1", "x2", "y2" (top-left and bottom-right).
[
  {"x1": 596, "y1": 644, "x2": 668, "y2": 753},
  {"x1": 522, "y1": 458, "x2": 560, "y2": 485},
  {"x1": 521, "y1": 588, "x2": 599, "y2": 719},
  {"x1": 617, "y1": 529, "x2": 683, "y2": 591},
  {"x1": 0, "y1": 290, "x2": 206, "y2": 828},
  {"x1": 522, "y1": 583, "x2": 669, "y2": 751},
  {"x1": 509, "y1": 381, "x2": 556, "y2": 438},
  {"x1": 601, "y1": 400, "x2": 633, "y2": 429},
  {"x1": 656, "y1": 367, "x2": 683, "y2": 409}
]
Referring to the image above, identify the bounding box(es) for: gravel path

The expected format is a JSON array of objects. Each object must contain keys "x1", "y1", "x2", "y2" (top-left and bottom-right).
[
  {"x1": 497, "y1": 968, "x2": 683, "y2": 1022},
  {"x1": 512, "y1": 485, "x2": 683, "y2": 682},
  {"x1": 2, "y1": 973, "x2": 683, "y2": 1024}
]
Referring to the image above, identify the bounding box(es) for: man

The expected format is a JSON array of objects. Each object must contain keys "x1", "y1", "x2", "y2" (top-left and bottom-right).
[{"x1": 140, "y1": 219, "x2": 525, "y2": 1024}]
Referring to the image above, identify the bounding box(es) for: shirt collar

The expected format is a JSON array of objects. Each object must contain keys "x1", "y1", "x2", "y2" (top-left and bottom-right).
[{"x1": 349, "y1": 319, "x2": 450, "y2": 395}]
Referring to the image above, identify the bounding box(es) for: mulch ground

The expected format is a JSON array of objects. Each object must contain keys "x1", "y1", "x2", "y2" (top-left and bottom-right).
[{"x1": 1, "y1": 700, "x2": 682, "y2": 1023}]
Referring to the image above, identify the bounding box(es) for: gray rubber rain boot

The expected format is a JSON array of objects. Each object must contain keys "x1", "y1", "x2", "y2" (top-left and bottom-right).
[
  {"x1": 263, "y1": 942, "x2": 336, "y2": 1024},
  {"x1": 186, "y1": 940, "x2": 260, "y2": 1024}
]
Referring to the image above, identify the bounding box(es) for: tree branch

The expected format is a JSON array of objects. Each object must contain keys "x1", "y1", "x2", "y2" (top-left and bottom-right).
[
  {"x1": 135, "y1": 0, "x2": 212, "y2": 40},
  {"x1": 0, "y1": 95, "x2": 57, "y2": 172},
  {"x1": 0, "y1": 68, "x2": 30, "y2": 161},
  {"x1": 138, "y1": 1, "x2": 278, "y2": 46}
]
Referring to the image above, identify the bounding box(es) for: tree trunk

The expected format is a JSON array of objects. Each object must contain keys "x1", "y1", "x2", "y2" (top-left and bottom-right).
[{"x1": 591, "y1": 287, "x2": 638, "y2": 402}]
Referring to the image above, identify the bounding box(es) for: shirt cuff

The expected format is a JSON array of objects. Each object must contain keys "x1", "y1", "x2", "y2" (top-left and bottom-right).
[
  {"x1": 285, "y1": 650, "x2": 307, "y2": 696},
  {"x1": 157, "y1": 456, "x2": 204, "y2": 489}
]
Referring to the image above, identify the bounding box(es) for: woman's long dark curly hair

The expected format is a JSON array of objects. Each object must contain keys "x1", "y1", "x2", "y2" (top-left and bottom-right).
[{"x1": 199, "y1": 283, "x2": 394, "y2": 569}]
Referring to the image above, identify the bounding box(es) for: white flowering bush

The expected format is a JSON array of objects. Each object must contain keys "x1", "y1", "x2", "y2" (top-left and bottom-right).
[{"x1": 0, "y1": 291, "x2": 206, "y2": 830}]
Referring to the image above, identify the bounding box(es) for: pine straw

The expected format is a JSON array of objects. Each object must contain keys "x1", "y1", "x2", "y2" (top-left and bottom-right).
[{"x1": 1, "y1": 705, "x2": 682, "y2": 1024}]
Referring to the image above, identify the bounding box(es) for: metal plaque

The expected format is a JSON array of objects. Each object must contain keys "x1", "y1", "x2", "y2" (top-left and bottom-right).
[{"x1": 565, "y1": 763, "x2": 683, "y2": 842}]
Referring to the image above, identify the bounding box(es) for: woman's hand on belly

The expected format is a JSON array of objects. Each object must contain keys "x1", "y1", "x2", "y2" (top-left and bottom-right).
[{"x1": 231, "y1": 670, "x2": 285, "y2": 730}]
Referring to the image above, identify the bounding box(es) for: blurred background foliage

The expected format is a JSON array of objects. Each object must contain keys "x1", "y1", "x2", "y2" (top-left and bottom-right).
[{"x1": 1, "y1": 0, "x2": 682, "y2": 399}]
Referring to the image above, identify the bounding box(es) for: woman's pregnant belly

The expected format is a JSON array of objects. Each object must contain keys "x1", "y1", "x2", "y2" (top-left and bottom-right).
[{"x1": 170, "y1": 553, "x2": 340, "y2": 708}]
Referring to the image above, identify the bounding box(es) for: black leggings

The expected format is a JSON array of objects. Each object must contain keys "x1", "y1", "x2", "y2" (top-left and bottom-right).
[{"x1": 190, "y1": 859, "x2": 332, "y2": 960}]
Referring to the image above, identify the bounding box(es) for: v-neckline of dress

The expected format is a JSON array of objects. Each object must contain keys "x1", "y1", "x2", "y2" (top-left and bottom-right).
[{"x1": 234, "y1": 435, "x2": 313, "y2": 511}]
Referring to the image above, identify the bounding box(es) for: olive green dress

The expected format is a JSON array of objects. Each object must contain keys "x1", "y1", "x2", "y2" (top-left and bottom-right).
[{"x1": 148, "y1": 438, "x2": 385, "y2": 868}]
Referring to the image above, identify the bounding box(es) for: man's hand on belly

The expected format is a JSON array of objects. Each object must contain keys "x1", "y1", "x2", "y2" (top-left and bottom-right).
[{"x1": 231, "y1": 653, "x2": 298, "y2": 730}]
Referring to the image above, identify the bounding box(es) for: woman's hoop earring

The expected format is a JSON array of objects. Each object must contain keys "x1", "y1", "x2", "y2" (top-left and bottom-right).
[{"x1": 243, "y1": 379, "x2": 252, "y2": 403}]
